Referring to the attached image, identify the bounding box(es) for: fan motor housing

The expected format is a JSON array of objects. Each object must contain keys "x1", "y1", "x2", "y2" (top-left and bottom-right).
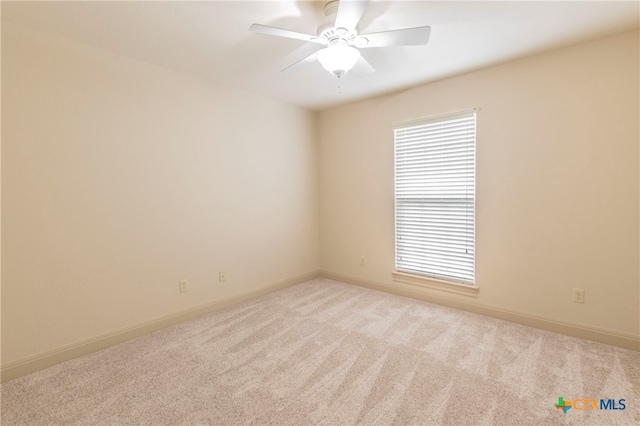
[{"x1": 317, "y1": 0, "x2": 357, "y2": 44}]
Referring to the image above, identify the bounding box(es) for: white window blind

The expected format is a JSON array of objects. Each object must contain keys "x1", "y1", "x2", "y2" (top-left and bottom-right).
[{"x1": 394, "y1": 111, "x2": 476, "y2": 284}]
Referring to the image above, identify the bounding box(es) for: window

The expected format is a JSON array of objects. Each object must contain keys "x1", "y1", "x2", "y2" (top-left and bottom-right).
[{"x1": 394, "y1": 111, "x2": 476, "y2": 285}]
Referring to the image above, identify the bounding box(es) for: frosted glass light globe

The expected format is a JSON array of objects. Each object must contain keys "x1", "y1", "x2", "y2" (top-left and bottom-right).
[{"x1": 317, "y1": 46, "x2": 361, "y2": 77}]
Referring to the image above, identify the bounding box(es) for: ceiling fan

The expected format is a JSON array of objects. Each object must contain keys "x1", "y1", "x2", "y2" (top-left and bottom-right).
[{"x1": 250, "y1": 0, "x2": 431, "y2": 78}]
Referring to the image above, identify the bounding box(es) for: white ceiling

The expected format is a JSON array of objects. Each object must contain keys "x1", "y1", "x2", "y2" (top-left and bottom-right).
[{"x1": 2, "y1": 1, "x2": 639, "y2": 111}]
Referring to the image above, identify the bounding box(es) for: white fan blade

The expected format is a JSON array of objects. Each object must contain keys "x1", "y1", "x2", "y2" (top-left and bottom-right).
[
  {"x1": 282, "y1": 50, "x2": 321, "y2": 72},
  {"x1": 350, "y1": 55, "x2": 375, "y2": 76},
  {"x1": 359, "y1": 26, "x2": 431, "y2": 48},
  {"x1": 250, "y1": 24, "x2": 324, "y2": 44},
  {"x1": 335, "y1": 0, "x2": 370, "y2": 31}
]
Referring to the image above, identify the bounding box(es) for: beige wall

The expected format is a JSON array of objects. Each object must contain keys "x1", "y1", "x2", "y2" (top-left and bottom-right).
[
  {"x1": 2, "y1": 21, "x2": 639, "y2": 370},
  {"x1": 1, "y1": 22, "x2": 319, "y2": 365},
  {"x1": 319, "y1": 30, "x2": 640, "y2": 338}
]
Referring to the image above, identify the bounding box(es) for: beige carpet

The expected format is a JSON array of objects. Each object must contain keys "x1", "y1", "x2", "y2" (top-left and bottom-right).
[{"x1": 1, "y1": 278, "x2": 639, "y2": 425}]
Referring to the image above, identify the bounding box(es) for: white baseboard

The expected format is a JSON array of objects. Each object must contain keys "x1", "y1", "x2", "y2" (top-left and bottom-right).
[
  {"x1": 320, "y1": 270, "x2": 640, "y2": 351},
  {"x1": 1, "y1": 270, "x2": 321, "y2": 383}
]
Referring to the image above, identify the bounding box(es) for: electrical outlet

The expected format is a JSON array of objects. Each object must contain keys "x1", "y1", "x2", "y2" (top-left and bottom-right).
[
  {"x1": 360, "y1": 256, "x2": 366, "y2": 266},
  {"x1": 219, "y1": 271, "x2": 226, "y2": 282},
  {"x1": 179, "y1": 280, "x2": 188, "y2": 293},
  {"x1": 572, "y1": 288, "x2": 585, "y2": 304}
]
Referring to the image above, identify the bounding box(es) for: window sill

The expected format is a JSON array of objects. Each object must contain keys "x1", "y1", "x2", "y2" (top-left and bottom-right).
[{"x1": 391, "y1": 271, "x2": 479, "y2": 298}]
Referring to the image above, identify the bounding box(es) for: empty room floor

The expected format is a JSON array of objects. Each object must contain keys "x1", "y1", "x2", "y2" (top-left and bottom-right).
[{"x1": 1, "y1": 278, "x2": 638, "y2": 425}]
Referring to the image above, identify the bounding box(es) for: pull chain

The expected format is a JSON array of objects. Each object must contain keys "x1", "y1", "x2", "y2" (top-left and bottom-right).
[{"x1": 338, "y1": 76, "x2": 341, "y2": 94}]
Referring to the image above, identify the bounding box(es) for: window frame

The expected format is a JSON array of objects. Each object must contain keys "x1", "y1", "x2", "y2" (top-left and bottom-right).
[{"x1": 393, "y1": 110, "x2": 478, "y2": 293}]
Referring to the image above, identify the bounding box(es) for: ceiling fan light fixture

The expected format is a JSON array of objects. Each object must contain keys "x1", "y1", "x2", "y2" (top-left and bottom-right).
[{"x1": 317, "y1": 45, "x2": 361, "y2": 77}]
